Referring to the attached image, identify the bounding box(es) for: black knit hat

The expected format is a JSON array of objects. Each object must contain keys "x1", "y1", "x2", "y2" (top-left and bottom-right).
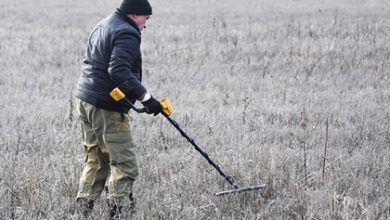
[{"x1": 120, "y1": 0, "x2": 152, "y2": 15}]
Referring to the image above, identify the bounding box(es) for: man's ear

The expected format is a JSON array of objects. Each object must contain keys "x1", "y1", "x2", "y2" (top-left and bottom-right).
[{"x1": 127, "y1": 14, "x2": 137, "y2": 20}]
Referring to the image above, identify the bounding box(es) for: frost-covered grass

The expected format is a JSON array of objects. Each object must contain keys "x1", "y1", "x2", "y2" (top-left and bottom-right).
[{"x1": 1, "y1": 0, "x2": 389, "y2": 219}]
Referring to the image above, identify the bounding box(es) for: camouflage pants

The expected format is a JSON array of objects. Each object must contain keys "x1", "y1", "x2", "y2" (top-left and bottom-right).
[{"x1": 76, "y1": 98, "x2": 138, "y2": 207}]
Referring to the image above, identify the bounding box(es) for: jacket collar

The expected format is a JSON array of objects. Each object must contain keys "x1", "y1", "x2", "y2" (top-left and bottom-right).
[{"x1": 116, "y1": 9, "x2": 141, "y2": 34}]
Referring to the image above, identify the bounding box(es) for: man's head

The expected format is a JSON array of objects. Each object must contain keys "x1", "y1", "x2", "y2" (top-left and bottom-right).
[{"x1": 120, "y1": 0, "x2": 152, "y2": 31}]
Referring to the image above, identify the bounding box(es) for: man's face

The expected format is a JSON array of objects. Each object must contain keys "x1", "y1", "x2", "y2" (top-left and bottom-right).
[{"x1": 132, "y1": 15, "x2": 150, "y2": 31}]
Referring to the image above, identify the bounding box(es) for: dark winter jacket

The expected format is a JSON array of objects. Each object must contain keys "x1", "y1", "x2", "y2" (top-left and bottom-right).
[{"x1": 75, "y1": 9, "x2": 146, "y2": 113}]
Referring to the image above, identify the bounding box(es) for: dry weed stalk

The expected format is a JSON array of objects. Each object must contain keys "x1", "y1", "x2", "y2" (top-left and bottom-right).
[{"x1": 322, "y1": 118, "x2": 329, "y2": 182}]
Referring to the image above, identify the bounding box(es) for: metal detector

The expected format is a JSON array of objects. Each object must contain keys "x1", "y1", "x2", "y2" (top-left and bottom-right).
[{"x1": 110, "y1": 88, "x2": 266, "y2": 196}]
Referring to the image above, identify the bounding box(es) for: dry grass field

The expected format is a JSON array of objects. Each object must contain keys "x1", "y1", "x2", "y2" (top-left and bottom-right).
[{"x1": 1, "y1": 0, "x2": 389, "y2": 219}]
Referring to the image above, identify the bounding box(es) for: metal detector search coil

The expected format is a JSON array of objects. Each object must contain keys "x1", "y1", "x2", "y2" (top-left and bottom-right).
[{"x1": 214, "y1": 184, "x2": 267, "y2": 196}]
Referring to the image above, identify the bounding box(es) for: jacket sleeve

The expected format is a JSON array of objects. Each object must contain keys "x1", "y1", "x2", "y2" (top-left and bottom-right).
[{"x1": 108, "y1": 31, "x2": 146, "y2": 100}]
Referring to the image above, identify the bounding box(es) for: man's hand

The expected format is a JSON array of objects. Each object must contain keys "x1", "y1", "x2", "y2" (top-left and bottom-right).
[{"x1": 142, "y1": 96, "x2": 162, "y2": 116}]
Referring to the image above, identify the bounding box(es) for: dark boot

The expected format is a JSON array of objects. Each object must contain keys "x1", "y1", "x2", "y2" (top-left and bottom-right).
[
  {"x1": 76, "y1": 198, "x2": 94, "y2": 217},
  {"x1": 109, "y1": 204, "x2": 122, "y2": 220},
  {"x1": 129, "y1": 192, "x2": 136, "y2": 211},
  {"x1": 108, "y1": 193, "x2": 136, "y2": 219}
]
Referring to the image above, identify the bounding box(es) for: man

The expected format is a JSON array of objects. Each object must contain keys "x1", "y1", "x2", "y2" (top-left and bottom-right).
[{"x1": 74, "y1": 0, "x2": 162, "y2": 218}]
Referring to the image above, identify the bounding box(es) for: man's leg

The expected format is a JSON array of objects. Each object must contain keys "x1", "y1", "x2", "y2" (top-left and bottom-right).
[
  {"x1": 76, "y1": 99, "x2": 110, "y2": 215},
  {"x1": 77, "y1": 145, "x2": 110, "y2": 201},
  {"x1": 102, "y1": 112, "x2": 139, "y2": 219}
]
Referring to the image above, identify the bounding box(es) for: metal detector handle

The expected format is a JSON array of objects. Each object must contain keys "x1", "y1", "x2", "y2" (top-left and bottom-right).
[
  {"x1": 109, "y1": 87, "x2": 172, "y2": 115},
  {"x1": 128, "y1": 102, "x2": 148, "y2": 113}
]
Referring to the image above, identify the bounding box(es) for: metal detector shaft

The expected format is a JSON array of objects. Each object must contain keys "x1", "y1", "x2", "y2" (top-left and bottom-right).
[{"x1": 162, "y1": 114, "x2": 238, "y2": 189}]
